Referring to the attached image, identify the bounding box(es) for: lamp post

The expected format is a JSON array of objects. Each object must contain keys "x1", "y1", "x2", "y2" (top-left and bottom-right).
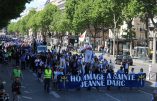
[
  {"x1": 152, "y1": 31, "x2": 156, "y2": 64},
  {"x1": 149, "y1": 26, "x2": 156, "y2": 64}
]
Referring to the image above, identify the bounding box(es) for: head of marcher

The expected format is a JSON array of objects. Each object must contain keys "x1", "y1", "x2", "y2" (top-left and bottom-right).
[
  {"x1": 140, "y1": 68, "x2": 143, "y2": 73},
  {"x1": 120, "y1": 66, "x2": 123, "y2": 70},
  {"x1": 131, "y1": 68, "x2": 134, "y2": 72}
]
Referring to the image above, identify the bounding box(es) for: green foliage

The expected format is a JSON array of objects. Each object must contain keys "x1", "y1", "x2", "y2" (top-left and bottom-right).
[
  {"x1": 72, "y1": 0, "x2": 124, "y2": 33},
  {"x1": 7, "y1": 22, "x2": 18, "y2": 33},
  {"x1": 122, "y1": 0, "x2": 142, "y2": 22},
  {"x1": 65, "y1": 0, "x2": 79, "y2": 32},
  {"x1": 72, "y1": 0, "x2": 92, "y2": 33},
  {"x1": 27, "y1": 10, "x2": 39, "y2": 32},
  {"x1": 52, "y1": 12, "x2": 70, "y2": 33},
  {"x1": 122, "y1": 30, "x2": 136, "y2": 40},
  {"x1": 36, "y1": 4, "x2": 59, "y2": 33},
  {"x1": 7, "y1": 0, "x2": 157, "y2": 40}
]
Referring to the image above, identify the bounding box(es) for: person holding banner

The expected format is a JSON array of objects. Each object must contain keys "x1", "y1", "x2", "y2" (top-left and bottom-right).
[
  {"x1": 116, "y1": 66, "x2": 124, "y2": 90},
  {"x1": 117, "y1": 66, "x2": 124, "y2": 74},
  {"x1": 130, "y1": 68, "x2": 135, "y2": 75},
  {"x1": 129, "y1": 68, "x2": 135, "y2": 90},
  {"x1": 93, "y1": 57, "x2": 101, "y2": 91},
  {"x1": 106, "y1": 66, "x2": 114, "y2": 91}
]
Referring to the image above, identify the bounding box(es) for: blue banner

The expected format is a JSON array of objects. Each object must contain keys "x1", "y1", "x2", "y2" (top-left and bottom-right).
[{"x1": 58, "y1": 73, "x2": 146, "y2": 89}]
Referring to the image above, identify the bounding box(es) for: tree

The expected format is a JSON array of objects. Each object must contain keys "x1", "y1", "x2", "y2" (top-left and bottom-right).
[
  {"x1": 36, "y1": 4, "x2": 59, "y2": 40},
  {"x1": 72, "y1": 0, "x2": 124, "y2": 51},
  {"x1": 65, "y1": 0, "x2": 79, "y2": 32},
  {"x1": 53, "y1": 12, "x2": 70, "y2": 34},
  {"x1": 7, "y1": 22, "x2": 18, "y2": 33},
  {"x1": 122, "y1": 0, "x2": 141, "y2": 56},
  {"x1": 52, "y1": 11, "x2": 71, "y2": 45},
  {"x1": 26, "y1": 9, "x2": 39, "y2": 37},
  {"x1": 138, "y1": 0, "x2": 157, "y2": 63},
  {"x1": 0, "y1": 0, "x2": 32, "y2": 28}
]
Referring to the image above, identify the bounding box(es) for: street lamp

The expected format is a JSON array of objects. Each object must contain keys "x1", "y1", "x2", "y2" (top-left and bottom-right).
[{"x1": 149, "y1": 26, "x2": 156, "y2": 64}]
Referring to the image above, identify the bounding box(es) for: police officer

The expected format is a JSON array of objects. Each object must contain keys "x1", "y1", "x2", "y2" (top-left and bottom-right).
[{"x1": 44, "y1": 66, "x2": 52, "y2": 93}]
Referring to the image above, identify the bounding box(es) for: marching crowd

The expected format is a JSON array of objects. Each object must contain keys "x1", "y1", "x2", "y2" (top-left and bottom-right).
[{"x1": 0, "y1": 41, "x2": 147, "y2": 100}]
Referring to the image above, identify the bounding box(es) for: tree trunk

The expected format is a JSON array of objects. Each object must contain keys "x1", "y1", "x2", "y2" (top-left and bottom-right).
[
  {"x1": 113, "y1": 38, "x2": 116, "y2": 57},
  {"x1": 93, "y1": 32, "x2": 96, "y2": 51},
  {"x1": 116, "y1": 38, "x2": 119, "y2": 55},
  {"x1": 113, "y1": 14, "x2": 117, "y2": 57},
  {"x1": 102, "y1": 31, "x2": 105, "y2": 46},
  {"x1": 130, "y1": 41, "x2": 132, "y2": 56},
  {"x1": 145, "y1": 14, "x2": 149, "y2": 47},
  {"x1": 93, "y1": 26, "x2": 97, "y2": 51}
]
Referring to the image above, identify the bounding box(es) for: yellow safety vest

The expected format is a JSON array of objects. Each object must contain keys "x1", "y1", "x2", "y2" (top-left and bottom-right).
[
  {"x1": 13, "y1": 69, "x2": 21, "y2": 78},
  {"x1": 44, "y1": 69, "x2": 52, "y2": 79}
]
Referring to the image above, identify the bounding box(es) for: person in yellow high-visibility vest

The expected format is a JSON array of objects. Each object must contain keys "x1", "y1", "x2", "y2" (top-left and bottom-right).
[
  {"x1": 44, "y1": 66, "x2": 52, "y2": 93},
  {"x1": 12, "y1": 66, "x2": 22, "y2": 81}
]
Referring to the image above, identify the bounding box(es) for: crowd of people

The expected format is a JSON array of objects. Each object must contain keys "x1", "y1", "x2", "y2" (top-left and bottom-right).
[{"x1": 0, "y1": 40, "x2": 147, "y2": 100}]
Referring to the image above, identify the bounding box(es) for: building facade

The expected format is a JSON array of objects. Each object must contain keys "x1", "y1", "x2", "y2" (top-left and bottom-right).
[{"x1": 108, "y1": 17, "x2": 147, "y2": 56}]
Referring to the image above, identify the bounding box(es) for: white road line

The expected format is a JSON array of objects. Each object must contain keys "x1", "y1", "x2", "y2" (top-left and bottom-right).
[
  {"x1": 22, "y1": 96, "x2": 33, "y2": 100},
  {"x1": 105, "y1": 93, "x2": 121, "y2": 101},
  {"x1": 50, "y1": 91, "x2": 60, "y2": 98},
  {"x1": 24, "y1": 91, "x2": 32, "y2": 94},
  {"x1": 21, "y1": 86, "x2": 26, "y2": 88},
  {"x1": 33, "y1": 73, "x2": 37, "y2": 77},
  {"x1": 138, "y1": 90, "x2": 153, "y2": 96}
]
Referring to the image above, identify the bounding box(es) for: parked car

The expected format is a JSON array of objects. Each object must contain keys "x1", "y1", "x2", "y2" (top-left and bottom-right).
[
  {"x1": 122, "y1": 55, "x2": 133, "y2": 65},
  {"x1": 115, "y1": 55, "x2": 133, "y2": 65},
  {"x1": 115, "y1": 55, "x2": 123, "y2": 65}
]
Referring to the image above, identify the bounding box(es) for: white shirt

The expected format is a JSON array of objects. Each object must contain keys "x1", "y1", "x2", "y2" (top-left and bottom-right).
[
  {"x1": 125, "y1": 63, "x2": 129, "y2": 69},
  {"x1": 129, "y1": 71, "x2": 135, "y2": 75}
]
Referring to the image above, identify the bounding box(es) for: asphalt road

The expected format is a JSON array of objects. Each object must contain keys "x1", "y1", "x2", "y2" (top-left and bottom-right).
[{"x1": 0, "y1": 61, "x2": 155, "y2": 101}]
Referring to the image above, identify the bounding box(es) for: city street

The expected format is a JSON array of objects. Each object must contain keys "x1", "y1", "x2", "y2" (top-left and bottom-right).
[
  {"x1": 0, "y1": 59, "x2": 155, "y2": 101},
  {"x1": 1, "y1": 0, "x2": 157, "y2": 101}
]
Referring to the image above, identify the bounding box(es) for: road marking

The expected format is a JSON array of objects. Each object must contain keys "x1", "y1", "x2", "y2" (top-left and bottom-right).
[
  {"x1": 33, "y1": 73, "x2": 37, "y2": 77},
  {"x1": 138, "y1": 90, "x2": 153, "y2": 96},
  {"x1": 50, "y1": 91, "x2": 60, "y2": 98},
  {"x1": 105, "y1": 93, "x2": 121, "y2": 101},
  {"x1": 21, "y1": 86, "x2": 26, "y2": 88},
  {"x1": 22, "y1": 96, "x2": 33, "y2": 100},
  {"x1": 24, "y1": 91, "x2": 32, "y2": 94}
]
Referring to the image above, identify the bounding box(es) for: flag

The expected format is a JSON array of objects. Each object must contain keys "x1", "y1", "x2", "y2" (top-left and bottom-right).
[{"x1": 79, "y1": 31, "x2": 86, "y2": 42}]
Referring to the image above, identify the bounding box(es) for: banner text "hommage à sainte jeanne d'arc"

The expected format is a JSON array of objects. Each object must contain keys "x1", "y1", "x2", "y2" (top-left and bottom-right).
[{"x1": 58, "y1": 73, "x2": 146, "y2": 89}]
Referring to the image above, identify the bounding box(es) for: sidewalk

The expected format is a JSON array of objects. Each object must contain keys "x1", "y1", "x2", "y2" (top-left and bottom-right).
[
  {"x1": 95, "y1": 52, "x2": 157, "y2": 81},
  {"x1": 95, "y1": 52, "x2": 151, "y2": 65}
]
